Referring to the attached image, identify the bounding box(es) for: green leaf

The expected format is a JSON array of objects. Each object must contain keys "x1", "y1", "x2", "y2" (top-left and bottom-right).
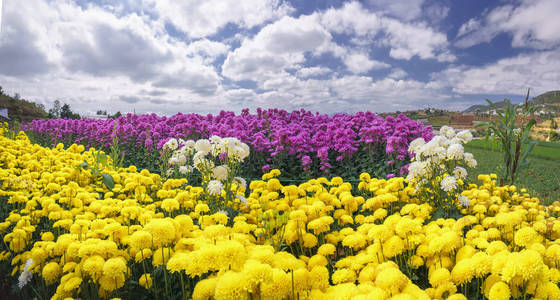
[
  {"x1": 76, "y1": 161, "x2": 89, "y2": 170},
  {"x1": 101, "y1": 173, "x2": 115, "y2": 190}
]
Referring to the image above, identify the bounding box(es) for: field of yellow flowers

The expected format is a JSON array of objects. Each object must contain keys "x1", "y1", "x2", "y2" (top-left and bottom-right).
[{"x1": 2, "y1": 129, "x2": 560, "y2": 300}]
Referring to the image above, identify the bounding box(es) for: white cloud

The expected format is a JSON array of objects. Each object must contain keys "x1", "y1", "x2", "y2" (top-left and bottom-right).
[
  {"x1": 381, "y1": 18, "x2": 455, "y2": 62},
  {"x1": 388, "y1": 68, "x2": 408, "y2": 79},
  {"x1": 185, "y1": 39, "x2": 230, "y2": 63},
  {"x1": 222, "y1": 15, "x2": 332, "y2": 81},
  {"x1": 434, "y1": 51, "x2": 560, "y2": 96},
  {"x1": 0, "y1": 0, "x2": 224, "y2": 102},
  {"x1": 296, "y1": 67, "x2": 332, "y2": 78},
  {"x1": 343, "y1": 52, "x2": 390, "y2": 74},
  {"x1": 319, "y1": 2, "x2": 454, "y2": 62},
  {"x1": 456, "y1": 0, "x2": 560, "y2": 49},
  {"x1": 150, "y1": 0, "x2": 294, "y2": 38},
  {"x1": 366, "y1": 0, "x2": 425, "y2": 21},
  {"x1": 320, "y1": 2, "x2": 382, "y2": 36}
]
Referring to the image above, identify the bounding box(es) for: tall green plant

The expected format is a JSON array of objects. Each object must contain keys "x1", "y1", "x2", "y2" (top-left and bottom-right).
[{"x1": 479, "y1": 89, "x2": 537, "y2": 186}]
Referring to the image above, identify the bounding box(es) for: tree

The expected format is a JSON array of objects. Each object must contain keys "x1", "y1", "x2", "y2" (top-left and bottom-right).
[
  {"x1": 0, "y1": 86, "x2": 4, "y2": 96},
  {"x1": 60, "y1": 103, "x2": 80, "y2": 119},
  {"x1": 48, "y1": 100, "x2": 62, "y2": 118},
  {"x1": 96, "y1": 110, "x2": 107, "y2": 115}
]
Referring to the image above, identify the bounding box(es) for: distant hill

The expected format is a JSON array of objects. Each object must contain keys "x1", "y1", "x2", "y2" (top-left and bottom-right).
[
  {"x1": 532, "y1": 90, "x2": 560, "y2": 105},
  {"x1": 463, "y1": 100, "x2": 512, "y2": 113},
  {"x1": 463, "y1": 90, "x2": 560, "y2": 114},
  {"x1": 0, "y1": 94, "x2": 49, "y2": 122}
]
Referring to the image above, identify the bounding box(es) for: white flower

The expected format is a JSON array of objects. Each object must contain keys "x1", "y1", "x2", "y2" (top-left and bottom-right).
[
  {"x1": 195, "y1": 139, "x2": 212, "y2": 154},
  {"x1": 447, "y1": 144, "x2": 464, "y2": 160},
  {"x1": 212, "y1": 165, "x2": 229, "y2": 181},
  {"x1": 217, "y1": 209, "x2": 229, "y2": 217},
  {"x1": 464, "y1": 153, "x2": 477, "y2": 168},
  {"x1": 233, "y1": 176, "x2": 247, "y2": 189},
  {"x1": 439, "y1": 126, "x2": 455, "y2": 139},
  {"x1": 18, "y1": 258, "x2": 34, "y2": 289},
  {"x1": 184, "y1": 140, "x2": 196, "y2": 149},
  {"x1": 239, "y1": 143, "x2": 250, "y2": 160},
  {"x1": 408, "y1": 137, "x2": 425, "y2": 153},
  {"x1": 235, "y1": 194, "x2": 248, "y2": 206},
  {"x1": 440, "y1": 176, "x2": 457, "y2": 192},
  {"x1": 178, "y1": 166, "x2": 192, "y2": 175},
  {"x1": 458, "y1": 195, "x2": 470, "y2": 208},
  {"x1": 456, "y1": 130, "x2": 473, "y2": 144},
  {"x1": 163, "y1": 138, "x2": 178, "y2": 151},
  {"x1": 171, "y1": 154, "x2": 187, "y2": 166},
  {"x1": 209, "y1": 135, "x2": 223, "y2": 144},
  {"x1": 207, "y1": 180, "x2": 223, "y2": 196},
  {"x1": 193, "y1": 151, "x2": 206, "y2": 166},
  {"x1": 453, "y1": 166, "x2": 467, "y2": 180},
  {"x1": 165, "y1": 169, "x2": 173, "y2": 177}
]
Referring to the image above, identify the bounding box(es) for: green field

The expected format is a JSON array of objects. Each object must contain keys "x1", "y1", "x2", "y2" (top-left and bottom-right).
[{"x1": 465, "y1": 139, "x2": 560, "y2": 204}]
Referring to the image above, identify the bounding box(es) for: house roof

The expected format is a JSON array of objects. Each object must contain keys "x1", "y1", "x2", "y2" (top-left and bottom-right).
[{"x1": 0, "y1": 108, "x2": 10, "y2": 120}]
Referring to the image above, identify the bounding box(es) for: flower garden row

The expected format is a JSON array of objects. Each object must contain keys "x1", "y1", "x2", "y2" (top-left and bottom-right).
[
  {"x1": 23, "y1": 109, "x2": 432, "y2": 180},
  {"x1": 2, "y1": 126, "x2": 560, "y2": 299}
]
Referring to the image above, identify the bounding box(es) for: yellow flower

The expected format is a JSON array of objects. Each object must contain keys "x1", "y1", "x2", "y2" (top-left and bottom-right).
[
  {"x1": 144, "y1": 219, "x2": 176, "y2": 247},
  {"x1": 42, "y1": 262, "x2": 61, "y2": 285},
  {"x1": 139, "y1": 273, "x2": 152, "y2": 289},
  {"x1": 192, "y1": 277, "x2": 217, "y2": 300},
  {"x1": 317, "y1": 243, "x2": 336, "y2": 256},
  {"x1": 332, "y1": 268, "x2": 356, "y2": 284},
  {"x1": 489, "y1": 281, "x2": 510, "y2": 300},
  {"x1": 214, "y1": 271, "x2": 245, "y2": 300},
  {"x1": 429, "y1": 268, "x2": 451, "y2": 287},
  {"x1": 303, "y1": 233, "x2": 318, "y2": 248},
  {"x1": 103, "y1": 257, "x2": 127, "y2": 279}
]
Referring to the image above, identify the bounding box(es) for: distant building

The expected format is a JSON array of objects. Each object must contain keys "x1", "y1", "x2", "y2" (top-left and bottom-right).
[{"x1": 0, "y1": 108, "x2": 10, "y2": 120}]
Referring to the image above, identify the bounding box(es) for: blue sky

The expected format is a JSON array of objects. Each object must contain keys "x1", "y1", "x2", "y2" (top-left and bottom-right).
[{"x1": 0, "y1": 0, "x2": 559, "y2": 115}]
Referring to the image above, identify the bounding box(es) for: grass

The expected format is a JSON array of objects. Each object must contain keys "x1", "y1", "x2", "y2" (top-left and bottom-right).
[{"x1": 465, "y1": 139, "x2": 560, "y2": 204}]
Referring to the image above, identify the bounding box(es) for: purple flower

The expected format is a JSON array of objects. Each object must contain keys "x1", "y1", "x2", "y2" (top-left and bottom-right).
[
  {"x1": 262, "y1": 164, "x2": 271, "y2": 173},
  {"x1": 387, "y1": 173, "x2": 395, "y2": 178}
]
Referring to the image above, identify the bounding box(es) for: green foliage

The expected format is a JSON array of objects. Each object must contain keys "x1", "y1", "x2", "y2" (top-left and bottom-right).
[
  {"x1": 478, "y1": 93, "x2": 537, "y2": 186},
  {"x1": 465, "y1": 142, "x2": 560, "y2": 204},
  {"x1": 49, "y1": 100, "x2": 80, "y2": 119},
  {"x1": 75, "y1": 151, "x2": 115, "y2": 191}
]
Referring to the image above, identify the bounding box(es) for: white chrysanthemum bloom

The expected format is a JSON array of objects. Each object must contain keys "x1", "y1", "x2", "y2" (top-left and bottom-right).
[
  {"x1": 168, "y1": 156, "x2": 177, "y2": 166},
  {"x1": 165, "y1": 169, "x2": 173, "y2": 177},
  {"x1": 439, "y1": 126, "x2": 455, "y2": 139},
  {"x1": 408, "y1": 137, "x2": 425, "y2": 153},
  {"x1": 207, "y1": 180, "x2": 223, "y2": 196},
  {"x1": 212, "y1": 165, "x2": 229, "y2": 181},
  {"x1": 239, "y1": 143, "x2": 250, "y2": 160},
  {"x1": 458, "y1": 195, "x2": 470, "y2": 208},
  {"x1": 178, "y1": 166, "x2": 192, "y2": 175},
  {"x1": 453, "y1": 166, "x2": 467, "y2": 180},
  {"x1": 18, "y1": 258, "x2": 34, "y2": 289},
  {"x1": 193, "y1": 151, "x2": 206, "y2": 166},
  {"x1": 464, "y1": 153, "x2": 477, "y2": 168},
  {"x1": 172, "y1": 154, "x2": 187, "y2": 166},
  {"x1": 217, "y1": 209, "x2": 229, "y2": 217},
  {"x1": 235, "y1": 194, "x2": 248, "y2": 206},
  {"x1": 447, "y1": 144, "x2": 464, "y2": 160},
  {"x1": 233, "y1": 176, "x2": 247, "y2": 189},
  {"x1": 210, "y1": 135, "x2": 223, "y2": 144},
  {"x1": 456, "y1": 130, "x2": 473, "y2": 144},
  {"x1": 184, "y1": 140, "x2": 195, "y2": 149},
  {"x1": 440, "y1": 176, "x2": 457, "y2": 192},
  {"x1": 419, "y1": 141, "x2": 437, "y2": 157},
  {"x1": 163, "y1": 138, "x2": 178, "y2": 151},
  {"x1": 195, "y1": 139, "x2": 212, "y2": 154}
]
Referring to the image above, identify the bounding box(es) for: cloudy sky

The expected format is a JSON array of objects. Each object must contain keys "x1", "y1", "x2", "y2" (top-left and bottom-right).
[{"x1": 0, "y1": 0, "x2": 559, "y2": 116}]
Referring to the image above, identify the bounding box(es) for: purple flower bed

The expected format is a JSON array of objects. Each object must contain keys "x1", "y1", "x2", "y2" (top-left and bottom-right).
[{"x1": 24, "y1": 108, "x2": 432, "y2": 178}]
